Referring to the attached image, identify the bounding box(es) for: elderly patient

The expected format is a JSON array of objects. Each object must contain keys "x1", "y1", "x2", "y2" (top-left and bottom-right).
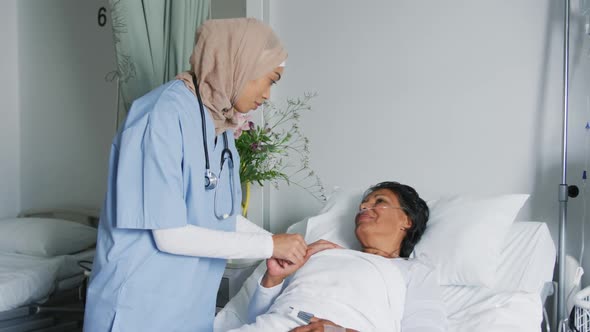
[{"x1": 227, "y1": 181, "x2": 447, "y2": 332}]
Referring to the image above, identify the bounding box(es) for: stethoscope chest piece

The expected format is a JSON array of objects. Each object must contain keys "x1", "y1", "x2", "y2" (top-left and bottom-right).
[{"x1": 205, "y1": 170, "x2": 218, "y2": 190}]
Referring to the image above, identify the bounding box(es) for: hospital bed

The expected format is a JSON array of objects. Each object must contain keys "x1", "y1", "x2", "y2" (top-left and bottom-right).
[
  {"x1": 0, "y1": 209, "x2": 98, "y2": 332},
  {"x1": 214, "y1": 192, "x2": 557, "y2": 332}
]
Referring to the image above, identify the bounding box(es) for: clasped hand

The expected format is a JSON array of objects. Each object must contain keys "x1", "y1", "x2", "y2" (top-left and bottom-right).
[{"x1": 263, "y1": 239, "x2": 341, "y2": 288}]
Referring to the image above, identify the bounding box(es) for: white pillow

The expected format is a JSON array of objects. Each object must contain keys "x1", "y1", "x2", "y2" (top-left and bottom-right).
[
  {"x1": 414, "y1": 194, "x2": 529, "y2": 287},
  {"x1": 0, "y1": 217, "x2": 98, "y2": 257},
  {"x1": 492, "y1": 221, "x2": 556, "y2": 293},
  {"x1": 305, "y1": 190, "x2": 529, "y2": 287},
  {"x1": 304, "y1": 189, "x2": 364, "y2": 250}
]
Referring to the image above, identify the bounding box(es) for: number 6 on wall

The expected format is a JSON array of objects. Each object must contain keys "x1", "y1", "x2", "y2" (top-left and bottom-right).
[{"x1": 98, "y1": 7, "x2": 107, "y2": 27}]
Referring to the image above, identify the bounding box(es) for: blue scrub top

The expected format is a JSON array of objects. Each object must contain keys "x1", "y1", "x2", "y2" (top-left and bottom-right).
[{"x1": 83, "y1": 80, "x2": 241, "y2": 332}]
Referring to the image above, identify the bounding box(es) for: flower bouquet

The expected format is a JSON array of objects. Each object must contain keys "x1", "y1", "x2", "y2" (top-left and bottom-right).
[{"x1": 235, "y1": 93, "x2": 326, "y2": 216}]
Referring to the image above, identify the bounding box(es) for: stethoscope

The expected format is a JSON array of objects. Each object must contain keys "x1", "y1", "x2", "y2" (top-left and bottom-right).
[{"x1": 191, "y1": 73, "x2": 235, "y2": 220}]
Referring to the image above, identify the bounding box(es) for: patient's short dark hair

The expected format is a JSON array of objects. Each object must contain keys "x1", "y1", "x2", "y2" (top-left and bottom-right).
[{"x1": 363, "y1": 181, "x2": 429, "y2": 258}]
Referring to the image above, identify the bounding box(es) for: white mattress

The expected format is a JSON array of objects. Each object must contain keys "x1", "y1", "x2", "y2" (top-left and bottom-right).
[{"x1": 0, "y1": 249, "x2": 95, "y2": 312}]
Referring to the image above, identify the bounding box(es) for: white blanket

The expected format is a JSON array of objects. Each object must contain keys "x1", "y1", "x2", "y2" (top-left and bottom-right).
[{"x1": 226, "y1": 249, "x2": 406, "y2": 332}]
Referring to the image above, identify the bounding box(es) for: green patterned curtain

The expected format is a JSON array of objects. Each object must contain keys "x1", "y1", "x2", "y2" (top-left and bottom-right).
[{"x1": 108, "y1": 0, "x2": 210, "y2": 125}]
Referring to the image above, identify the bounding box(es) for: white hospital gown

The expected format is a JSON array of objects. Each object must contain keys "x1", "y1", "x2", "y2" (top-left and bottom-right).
[{"x1": 235, "y1": 250, "x2": 447, "y2": 332}]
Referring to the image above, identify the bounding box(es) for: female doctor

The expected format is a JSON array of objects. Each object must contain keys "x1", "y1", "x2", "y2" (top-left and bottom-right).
[{"x1": 83, "y1": 18, "x2": 311, "y2": 332}]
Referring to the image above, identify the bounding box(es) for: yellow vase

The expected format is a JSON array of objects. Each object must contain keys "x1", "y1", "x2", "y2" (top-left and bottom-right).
[{"x1": 241, "y1": 182, "x2": 251, "y2": 217}]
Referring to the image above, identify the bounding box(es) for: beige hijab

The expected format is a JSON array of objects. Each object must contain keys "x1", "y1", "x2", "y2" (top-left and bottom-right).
[{"x1": 176, "y1": 18, "x2": 287, "y2": 135}]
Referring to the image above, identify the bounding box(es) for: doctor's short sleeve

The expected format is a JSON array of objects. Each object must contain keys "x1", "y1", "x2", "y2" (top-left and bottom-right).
[{"x1": 114, "y1": 110, "x2": 187, "y2": 229}]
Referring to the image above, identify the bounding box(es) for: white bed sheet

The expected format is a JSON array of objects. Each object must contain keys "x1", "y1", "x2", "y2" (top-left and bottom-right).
[
  {"x1": 444, "y1": 288, "x2": 542, "y2": 332},
  {"x1": 215, "y1": 221, "x2": 555, "y2": 332},
  {"x1": 0, "y1": 249, "x2": 95, "y2": 312}
]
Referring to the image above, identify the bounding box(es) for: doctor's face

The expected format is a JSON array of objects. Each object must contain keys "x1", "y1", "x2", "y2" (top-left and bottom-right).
[{"x1": 234, "y1": 66, "x2": 284, "y2": 113}]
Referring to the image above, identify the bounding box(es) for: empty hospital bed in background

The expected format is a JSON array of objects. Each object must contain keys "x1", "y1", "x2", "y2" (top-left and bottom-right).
[
  {"x1": 0, "y1": 209, "x2": 98, "y2": 332},
  {"x1": 215, "y1": 192, "x2": 556, "y2": 332}
]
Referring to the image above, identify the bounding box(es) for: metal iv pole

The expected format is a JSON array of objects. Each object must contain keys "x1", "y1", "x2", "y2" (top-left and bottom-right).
[{"x1": 557, "y1": 0, "x2": 572, "y2": 327}]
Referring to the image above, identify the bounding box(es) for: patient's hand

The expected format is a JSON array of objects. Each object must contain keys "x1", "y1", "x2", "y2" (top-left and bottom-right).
[
  {"x1": 262, "y1": 239, "x2": 341, "y2": 288},
  {"x1": 289, "y1": 317, "x2": 358, "y2": 332},
  {"x1": 306, "y1": 239, "x2": 342, "y2": 256}
]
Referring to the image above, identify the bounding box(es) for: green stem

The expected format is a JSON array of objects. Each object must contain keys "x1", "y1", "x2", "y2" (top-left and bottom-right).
[{"x1": 241, "y1": 182, "x2": 251, "y2": 217}]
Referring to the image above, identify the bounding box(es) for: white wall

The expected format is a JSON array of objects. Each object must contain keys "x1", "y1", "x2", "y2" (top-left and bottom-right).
[
  {"x1": 267, "y1": 0, "x2": 589, "y2": 263},
  {"x1": 0, "y1": 0, "x2": 20, "y2": 218},
  {"x1": 18, "y1": 0, "x2": 117, "y2": 212}
]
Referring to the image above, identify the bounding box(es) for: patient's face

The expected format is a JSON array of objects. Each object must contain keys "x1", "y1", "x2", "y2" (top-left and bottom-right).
[{"x1": 355, "y1": 189, "x2": 411, "y2": 255}]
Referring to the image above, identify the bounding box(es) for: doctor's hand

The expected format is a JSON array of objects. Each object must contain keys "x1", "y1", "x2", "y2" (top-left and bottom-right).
[
  {"x1": 271, "y1": 233, "x2": 307, "y2": 265},
  {"x1": 262, "y1": 239, "x2": 341, "y2": 288},
  {"x1": 289, "y1": 317, "x2": 358, "y2": 332}
]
